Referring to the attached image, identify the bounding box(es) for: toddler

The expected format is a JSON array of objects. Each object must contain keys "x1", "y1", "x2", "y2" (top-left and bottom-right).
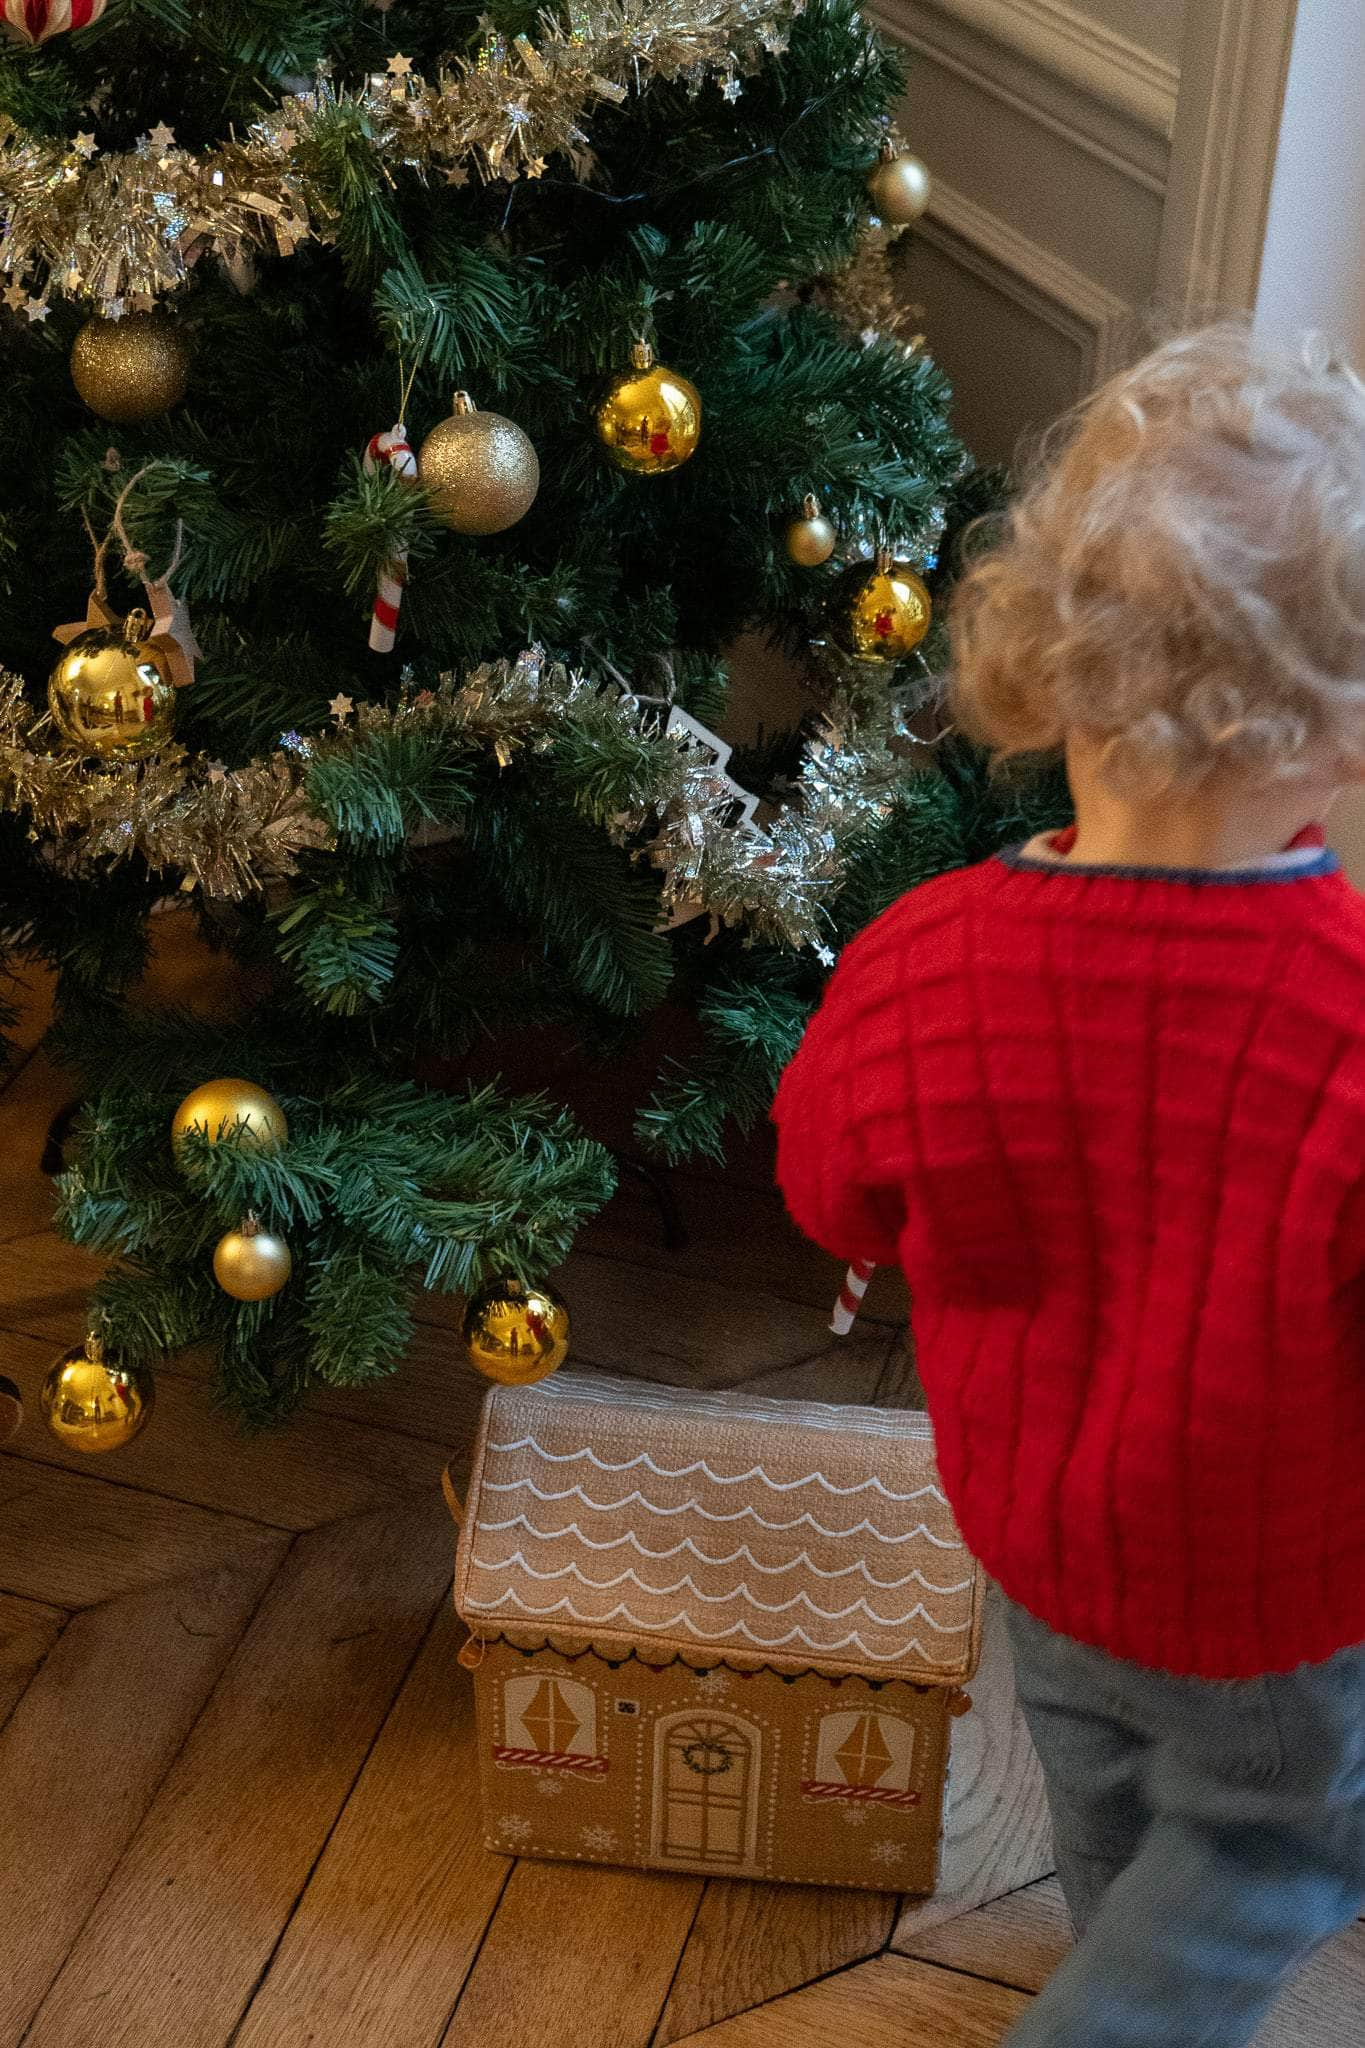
[{"x1": 773, "y1": 324, "x2": 1365, "y2": 2047}]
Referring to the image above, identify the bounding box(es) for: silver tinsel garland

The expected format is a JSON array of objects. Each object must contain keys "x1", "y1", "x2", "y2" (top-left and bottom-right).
[{"x1": 0, "y1": 647, "x2": 937, "y2": 952}]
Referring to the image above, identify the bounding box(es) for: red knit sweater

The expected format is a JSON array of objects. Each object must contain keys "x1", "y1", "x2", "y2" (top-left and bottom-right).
[{"x1": 774, "y1": 833, "x2": 1365, "y2": 1678}]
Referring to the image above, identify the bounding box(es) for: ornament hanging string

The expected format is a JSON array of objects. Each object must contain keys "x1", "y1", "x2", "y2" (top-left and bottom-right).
[{"x1": 61, "y1": 463, "x2": 199, "y2": 688}]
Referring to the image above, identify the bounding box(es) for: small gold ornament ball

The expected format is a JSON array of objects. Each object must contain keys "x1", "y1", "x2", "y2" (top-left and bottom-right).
[
  {"x1": 595, "y1": 341, "x2": 702, "y2": 476},
  {"x1": 866, "y1": 148, "x2": 932, "y2": 224},
  {"x1": 48, "y1": 607, "x2": 175, "y2": 757},
  {"x1": 784, "y1": 494, "x2": 838, "y2": 567},
  {"x1": 40, "y1": 1334, "x2": 155, "y2": 1455},
  {"x1": 418, "y1": 391, "x2": 540, "y2": 533},
  {"x1": 833, "y1": 552, "x2": 933, "y2": 661},
  {"x1": 462, "y1": 1276, "x2": 571, "y2": 1385},
  {"x1": 213, "y1": 1217, "x2": 292, "y2": 1302},
  {"x1": 70, "y1": 313, "x2": 190, "y2": 423},
  {"x1": 0, "y1": 1373, "x2": 22, "y2": 1447},
  {"x1": 171, "y1": 1079, "x2": 289, "y2": 1157}
]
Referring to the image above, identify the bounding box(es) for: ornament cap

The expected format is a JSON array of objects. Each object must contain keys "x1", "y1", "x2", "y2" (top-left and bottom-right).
[
  {"x1": 876, "y1": 544, "x2": 892, "y2": 572},
  {"x1": 451, "y1": 390, "x2": 477, "y2": 416},
  {"x1": 84, "y1": 1331, "x2": 106, "y2": 1364},
  {"x1": 631, "y1": 338, "x2": 654, "y2": 370},
  {"x1": 878, "y1": 138, "x2": 899, "y2": 163},
  {"x1": 240, "y1": 1210, "x2": 261, "y2": 1238},
  {"x1": 121, "y1": 608, "x2": 151, "y2": 645},
  {"x1": 801, "y1": 492, "x2": 821, "y2": 519}
]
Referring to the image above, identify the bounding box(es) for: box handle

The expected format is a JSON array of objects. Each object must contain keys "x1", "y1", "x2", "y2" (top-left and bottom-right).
[{"x1": 441, "y1": 1464, "x2": 465, "y2": 1528}]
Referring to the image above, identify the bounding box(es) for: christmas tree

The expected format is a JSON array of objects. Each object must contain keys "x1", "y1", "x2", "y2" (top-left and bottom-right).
[{"x1": 0, "y1": 0, "x2": 1068, "y2": 1423}]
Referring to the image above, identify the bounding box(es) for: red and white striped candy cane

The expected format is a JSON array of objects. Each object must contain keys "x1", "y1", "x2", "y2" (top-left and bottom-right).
[
  {"x1": 830, "y1": 1258, "x2": 876, "y2": 1336},
  {"x1": 362, "y1": 422, "x2": 418, "y2": 653}
]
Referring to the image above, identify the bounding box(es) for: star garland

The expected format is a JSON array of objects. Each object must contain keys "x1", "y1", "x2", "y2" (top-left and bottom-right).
[{"x1": 0, "y1": 0, "x2": 798, "y2": 317}]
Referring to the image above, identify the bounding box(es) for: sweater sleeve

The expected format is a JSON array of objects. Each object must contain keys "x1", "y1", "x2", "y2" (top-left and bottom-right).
[{"x1": 772, "y1": 934, "x2": 906, "y2": 1268}]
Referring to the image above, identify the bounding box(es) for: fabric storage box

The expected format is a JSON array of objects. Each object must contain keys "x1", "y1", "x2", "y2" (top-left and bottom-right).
[{"x1": 448, "y1": 1372, "x2": 985, "y2": 1893}]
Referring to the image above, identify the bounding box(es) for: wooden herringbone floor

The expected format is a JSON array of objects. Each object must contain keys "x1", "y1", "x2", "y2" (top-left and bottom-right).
[{"x1": 1, "y1": 921, "x2": 1361, "y2": 2047}]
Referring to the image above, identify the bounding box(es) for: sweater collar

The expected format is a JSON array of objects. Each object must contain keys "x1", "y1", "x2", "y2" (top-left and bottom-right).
[{"x1": 1000, "y1": 824, "x2": 1340, "y2": 884}]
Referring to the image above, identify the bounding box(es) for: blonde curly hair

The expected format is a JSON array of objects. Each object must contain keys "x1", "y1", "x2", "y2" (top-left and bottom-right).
[{"x1": 949, "y1": 324, "x2": 1365, "y2": 792}]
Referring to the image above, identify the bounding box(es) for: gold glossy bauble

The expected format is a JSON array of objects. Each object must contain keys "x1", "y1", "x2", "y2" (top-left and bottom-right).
[
  {"x1": 171, "y1": 1078, "x2": 288, "y2": 1156},
  {"x1": 462, "y1": 1277, "x2": 571, "y2": 1385},
  {"x1": 865, "y1": 147, "x2": 932, "y2": 224},
  {"x1": 213, "y1": 1215, "x2": 293, "y2": 1302},
  {"x1": 418, "y1": 391, "x2": 540, "y2": 533},
  {"x1": 832, "y1": 550, "x2": 933, "y2": 661},
  {"x1": 40, "y1": 1334, "x2": 155, "y2": 1455},
  {"x1": 784, "y1": 493, "x2": 838, "y2": 567},
  {"x1": 70, "y1": 312, "x2": 190, "y2": 422},
  {"x1": 595, "y1": 340, "x2": 702, "y2": 475},
  {"x1": 0, "y1": 1372, "x2": 22, "y2": 1446},
  {"x1": 48, "y1": 607, "x2": 175, "y2": 757}
]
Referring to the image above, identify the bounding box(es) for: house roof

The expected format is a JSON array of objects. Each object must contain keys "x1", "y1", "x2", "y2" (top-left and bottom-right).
[{"x1": 454, "y1": 1372, "x2": 983, "y2": 1685}]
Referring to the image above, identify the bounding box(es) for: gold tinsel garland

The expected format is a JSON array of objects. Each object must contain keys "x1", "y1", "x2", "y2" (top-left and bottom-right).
[
  {"x1": 0, "y1": 649, "x2": 929, "y2": 951},
  {"x1": 0, "y1": 0, "x2": 798, "y2": 317}
]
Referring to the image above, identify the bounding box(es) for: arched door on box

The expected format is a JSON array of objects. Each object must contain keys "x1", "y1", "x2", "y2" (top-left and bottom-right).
[{"x1": 651, "y1": 1712, "x2": 762, "y2": 1872}]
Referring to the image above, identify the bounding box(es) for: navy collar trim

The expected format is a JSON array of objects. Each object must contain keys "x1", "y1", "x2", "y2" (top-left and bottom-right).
[{"x1": 998, "y1": 843, "x2": 1340, "y2": 884}]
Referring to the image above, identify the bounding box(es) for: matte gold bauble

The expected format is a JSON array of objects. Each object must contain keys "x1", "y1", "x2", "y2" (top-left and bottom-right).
[
  {"x1": 70, "y1": 312, "x2": 190, "y2": 422},
  {"x1": 784, "y1": 493, "x2": 838, "y2": 567},
  {"x1": 213, "y1": 1214, "x2": 292, "y2": 1301},
  {"x1": 40, "y1": 1334, "x2": 155, "y2": 1455},
  {"x1": 462, "y1": 1276, "x2": 570, "y2": 1385},
  {"x1": 47, "y1": 607, "x2": 175, "y2": 756},
  {"x1": 0, "y1": 1372, "x2": 22, "y2": 1446},
  {"x1": 171, "y1": 1078, "x2": 288, "y2": 1156},
  {"x1": 866, "y1": 146, "x2": 932, "y2": 224},
  {"x1": 595, "y1": 340, "x2": 702, "y2": 475},
  {"x1": 832, "y1": 550, "x2": 933, "y2": 661},
  {"x1": 418, "y1": 391, "x2": 540, "y2": 533}
]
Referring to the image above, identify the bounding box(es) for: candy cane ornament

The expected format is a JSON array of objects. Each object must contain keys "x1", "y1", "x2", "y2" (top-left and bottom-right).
[
  {"x1": 829, "y1": 1258, "x2": 876, "y2": 1337},
  {"x1": 362, "y1": 422, "x2": 418, "y2": 653}
]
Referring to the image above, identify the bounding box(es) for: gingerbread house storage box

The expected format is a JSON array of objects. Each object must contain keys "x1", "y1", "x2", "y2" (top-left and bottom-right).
[{"x1": 450, "y1": 1373, "x2": 986, "y2": 1893}]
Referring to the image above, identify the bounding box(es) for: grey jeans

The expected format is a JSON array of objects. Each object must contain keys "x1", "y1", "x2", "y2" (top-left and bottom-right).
[{"x1": 1000, "y1": 1597, "x2": 1365, "y2": 2048}]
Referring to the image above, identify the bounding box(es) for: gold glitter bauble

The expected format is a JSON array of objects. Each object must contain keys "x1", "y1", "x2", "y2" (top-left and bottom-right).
[
  {"x1": 40, "y1": 1334, "x2": 155, "y2": 1455},
  {"x1": 462, "y1": 1277, "x2": 570, "y2": 1385},
  {"x1": 213, "y1": 1216, "x2": 292, "y2": 1301},
  {"x1": 418, "y1": 391, "x2": 540, "y2": 533},
  {"x1": 171, "y1": 1079, "x2": 288, "y2": 1157},
  {"x1": 595, "y1": 340, "x2": 702, "y2": 475},
  {"x1": 784, "y1": 493, "x2": 838, "y2": 567},
  {"x1": 866, "y1": 148, "x2": 932, "y2": 224},
  {"x1": 0, "y1": 1373, "x2": 22, "y2": 1447},
  {"x1": 833, "y1": 552, "x2": 933, "y2": 661},
  {"x1": 70, "y1": 313, "x2": 190, "y2": 422},
  {"x1": 48, "y1": 607, "x2": 175, "y2": 757}
]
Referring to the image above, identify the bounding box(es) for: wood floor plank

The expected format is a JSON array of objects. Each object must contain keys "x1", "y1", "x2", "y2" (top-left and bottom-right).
[
  {"x1": 0, "y1": 1454, "x2": 285, "y2": 1608},
  {"x1": 442, "y1": 1857, "x2": 703, "y2": 2048},
  {"x1": 668, "y1": 1953, "x2": 1027, "y2": 2045},
  {"x1": 0, "y1": 1554, "x2": 284, "y2": 2048},
  {"x1": 233, "y1": 1609, "x2": 509, "y2": 2048},
  {"x1": 0, "y1": 1326, "x2": 447, "y2": 1530},
  {"x1": 656, "y1": 1880, "x2": 897, "y2": 2045},
  {"x1": 525, "y1": 1250, "x2": 841, "y2": 1389},
  {"x1": 737, "y1": 1335, "x2": 893, "y2": 1406},
  {"x1": 0, "y1": 1057, "x2": 94, "y2": 1246},
  {"x1": 0, "y1": 1233, "x2": 107, "y2": 1343},
  {"x1": 24, "y1": 1497, "x2": 454, "y2": 2048},
  {"x1": 0, "y1": 1590, "x2": 64, "y2": 1728},
  {"x1": 576, "y1": 1174, "x2": 907, "y2": 1329},
  {"x1": 892, "y1": 1586, "x2": 1053, "y2": 1947},
  {"x1": 899, "y1": 1876, "x2": 1071, "y2": 1993}
]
